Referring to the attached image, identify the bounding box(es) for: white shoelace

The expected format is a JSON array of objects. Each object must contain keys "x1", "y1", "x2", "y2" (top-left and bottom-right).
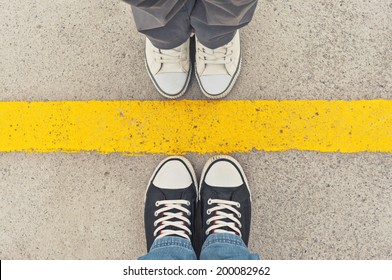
[
  {"x1": 153, "y1": 47, "x2": 184, "y2": 64},
  {"x1": 205, "y1": 198, "x2": 242, "y2": 237},
  {"x1": 197, "y1": 42, "x2": 234, "y2": 65},
  {"x1": 153, "y1": 199, "x2": 192, "y2": 240}
]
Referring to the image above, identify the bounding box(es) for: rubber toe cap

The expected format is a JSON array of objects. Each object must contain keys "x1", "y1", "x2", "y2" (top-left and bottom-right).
[
  {"x1": 153, "y1": 159, "x2": 193, "y2": 189},
  {"x1": 154, "y1": 73, "x2": 188, "y2": 96}
]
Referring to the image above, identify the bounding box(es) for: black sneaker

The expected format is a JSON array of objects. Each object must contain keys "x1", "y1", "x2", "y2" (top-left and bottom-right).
[
  {"x1": 199, "y1": 155, "x2": 251, "y2": 245},
  {"x1": 144, "y1": 156, "x2": 198, "y2": 251}
]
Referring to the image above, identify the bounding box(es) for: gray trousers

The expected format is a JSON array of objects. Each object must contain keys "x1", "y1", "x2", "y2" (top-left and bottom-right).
[{"x1": 124, "y1": 0, "x2": 258, "y2": 49}]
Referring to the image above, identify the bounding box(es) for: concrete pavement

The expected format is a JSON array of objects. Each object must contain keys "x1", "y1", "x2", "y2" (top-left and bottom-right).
[{"x1": 0, "y1": 0, "x2": 391, "y2": 259}]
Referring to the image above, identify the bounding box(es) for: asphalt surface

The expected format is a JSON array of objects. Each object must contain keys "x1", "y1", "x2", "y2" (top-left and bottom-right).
[{"x1": 0, "y1": 0, "x2": 391, "y2": 259}]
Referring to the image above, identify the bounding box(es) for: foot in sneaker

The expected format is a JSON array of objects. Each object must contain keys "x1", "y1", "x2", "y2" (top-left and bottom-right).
[
  {"x1": 195, "y1": 31, "x2": 241, "y2": 99},
  {"x1": 199, "y1": 155, "x2": 251, "y2": 245},
  {"x1": 144, "y1": 156, "x2": 197, "y2": 251},
  {"x1": 145, "y1": 38, "x2": 192, "y2": 99}
]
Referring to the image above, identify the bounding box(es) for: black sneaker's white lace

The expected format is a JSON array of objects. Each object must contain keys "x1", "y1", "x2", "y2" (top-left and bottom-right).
[
  {"x1": 205, "y1": 198, "x2": 242, "y2": 237},
  {"x1": 153, "y1": 199, "x2": 192, "y2": 240}
]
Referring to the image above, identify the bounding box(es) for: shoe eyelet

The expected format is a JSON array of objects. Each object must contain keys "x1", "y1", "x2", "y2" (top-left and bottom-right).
[
  {"x1": 238, "y1": 213, "x2": 242, "y2": 218},
  {"x1": 154, "y1": 211, "x2": 158, "y2": 217},
  {"x1": 207, "y1": 199, "x2": 212, "y2": 205},
  {"x1": 205, "y1": 230, "x2": 209, "y2": 235},
  {"x1": 155, "y1": 202, "x2": 159, "y2": 207},
  {"x1": 206, "y1": 210, "x2": 211, "y2": 215},
  {"x1": 206, "y1": 220, "x2": 210, "y2": 225},
  {"x1": 239, "y1": 224, "x2": 242, "y2": 229},
  {"x1": 236, "y1": 203, "x2": 241, "y2": 208},
  {"x1": 187, "y1": 211, "x2": 191, "y2": 216},
  {"x1": 186, "y1": 201, "x2": 191, "y2": 206},
  {"x1": 153, "y1": 222, "x2": 157, "y2": 227}
]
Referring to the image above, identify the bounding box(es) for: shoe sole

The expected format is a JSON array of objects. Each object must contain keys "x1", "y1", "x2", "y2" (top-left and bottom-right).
[
  {"x1": 144, "y1": 59, "x2": 192, "y2": 100},
  {"x1": 195, "y1": 56, "x2": 242, "y2": 100},
  {"x1": 199, "y1": 155, "x2": 251, "y2": 201},
  {"x1": 145, "y1": 156, "x2": 199, "y2": 202}
]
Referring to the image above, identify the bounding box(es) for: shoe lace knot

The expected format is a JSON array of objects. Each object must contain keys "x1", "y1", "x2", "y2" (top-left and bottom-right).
[
  {"x1": 153, "y1": 199, "x2": 192, "y2": 240},
  {"x1": 205, "y1": 198, "x2": 242, "y2": 237}
]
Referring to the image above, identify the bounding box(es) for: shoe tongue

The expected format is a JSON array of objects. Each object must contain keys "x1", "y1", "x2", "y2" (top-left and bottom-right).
[
  {"x1": 159, "y1": 48, "x2": 182, "y2": 73},
  {"x1": 200, "y1": 47, "x2": 228, "y2": 75},
  {"x1": 209, "y1": 186, "x2": 241, "y2": 235},
  {"x1": 212, "y1": 208, "x2": 239, "y2": 235},
  {"x1": 157, "y1": 188, "x2": 190, "y2": 237}
]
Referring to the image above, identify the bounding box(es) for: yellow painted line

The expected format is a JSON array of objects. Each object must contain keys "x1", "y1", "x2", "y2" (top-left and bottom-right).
[{"x1": 0, "y1": 100, "x2": 391, "y2": 154}]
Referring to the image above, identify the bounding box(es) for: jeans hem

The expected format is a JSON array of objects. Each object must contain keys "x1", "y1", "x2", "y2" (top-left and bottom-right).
[
  {"x1": 202, "y1": 233, "x2": 246, "y2": 251},
  {"x1": 150, "y1": 237, "x2": 194, "y2": 252}
]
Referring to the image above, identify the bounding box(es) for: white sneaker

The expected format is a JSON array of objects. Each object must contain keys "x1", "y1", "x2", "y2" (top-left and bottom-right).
[
  {"x1": 145, "y1": 38, "x2": 191, "y2": 99},
  {"x1": 195, "y1": 31, "x2": 241, "y2": 99}
]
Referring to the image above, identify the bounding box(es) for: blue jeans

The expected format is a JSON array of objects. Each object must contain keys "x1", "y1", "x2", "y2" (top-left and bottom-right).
[{"x1": 139, "y1": 233, "x2": 260, "y2": 260}]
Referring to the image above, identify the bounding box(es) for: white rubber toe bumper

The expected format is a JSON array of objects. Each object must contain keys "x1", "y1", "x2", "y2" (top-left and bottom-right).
[
  {"x1": 150, "y1": 157, "x2": 197, "y2": 191},
  {"x1": 198, "y1": 75, "x2": 233, "y2": 97},
  {"x1": 154, "y1": 73, "x2": 189, "y2": 97},
  {"x1": 204, "y1": 160, "x2": 244, "y2": 188},
  {"x1": 199, "y1": 155, "x2": 251, "y2": 200}
]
